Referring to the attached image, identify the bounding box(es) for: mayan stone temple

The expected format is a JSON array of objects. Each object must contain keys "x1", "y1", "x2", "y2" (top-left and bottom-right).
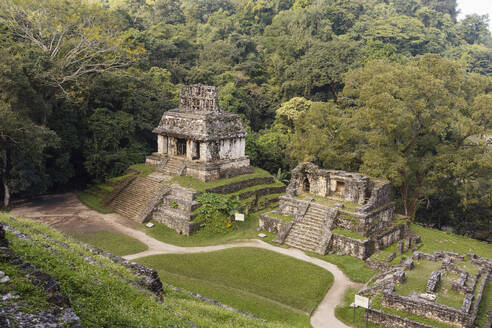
[
  {"x1": 105, "y1": 85, "x2": 260, "y2": 235},
  {"x1": 259, "y1": 162, "x2": 407, "y2": 259},
  {"x1": 146, "y1": 84, "x2": 253, "y2": 181}
]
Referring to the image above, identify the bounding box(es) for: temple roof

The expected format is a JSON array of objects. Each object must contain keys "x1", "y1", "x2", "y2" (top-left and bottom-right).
[{"x1": 153, "y1": 85, "x2": 247, "y2": 141}]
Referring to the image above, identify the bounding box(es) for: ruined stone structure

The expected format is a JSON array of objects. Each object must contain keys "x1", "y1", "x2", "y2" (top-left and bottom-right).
[
  {"x1": 261, "y1": 162, "x2": 403, "y2": 259},
  {"x1": 359, "y1": 251, "x2": 492, "y2": 328},
  {"x1": 107, "y1": 85, "x2": 286, "y2": 235},
  {"x1": 146, "y1": 84, "x2": 252, "y2": 181}
]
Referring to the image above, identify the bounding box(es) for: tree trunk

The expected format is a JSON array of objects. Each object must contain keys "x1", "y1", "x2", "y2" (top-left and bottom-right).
[
  {"x1": 1, "y1": 148, "x2": 9, "y2": 208},
  {"x1": 400, "y1": 171, "x2": 422, "y2": 221},
  {"x1": 329, "y1": 82, "x2": 338, "y2": 103}
]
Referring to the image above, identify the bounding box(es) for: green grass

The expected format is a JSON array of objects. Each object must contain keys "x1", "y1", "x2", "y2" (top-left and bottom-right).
[
  {"x1": 476, "y1": 281, "x2": 492, "y2": 328},
  {"x1": 265, "y1": 211, "x2": 293, "y2": 222},
  {"x1": 455, "y1": 261, "x2": 480, "y2": 275},
  {"x1": 0, "y1": 213, "x2": 286, "y2": 328},
  {"x1": 411, "y1": 223, "x2": 492, "y2": 259},
  {"x1": 77, "y1": 188, "x2": 113, "y2": 214},
  {"x1": 369, "y1": 239, "x2": 414, "y2": 265},
  {"x1": 136, "y1": 247, "x2": 334, "y2": 327},
  {"x1": 226, "y1": 181, "x2": 285, "y2": 198},
  {"x1": 332, "y1": 229, "x2": 367, "y2": 241},
  {"x1": 436, "y1": 272, "x2": 464, "y2": 308},
  {"x1": 394, "y1": 260, "x2": 442, "y2": 296},
  {"x1": 335, "y1": 288, "x2": 382, "y2": 328},
  {"x1": 67, "y1": 230, "x2": 148, "y2": 256},
  {"x1": 172, "y1": 167, "x2": 273, "y2": 192},
  {"x1": 306, "y1": 251, "x2": 377, "y2": 283}
]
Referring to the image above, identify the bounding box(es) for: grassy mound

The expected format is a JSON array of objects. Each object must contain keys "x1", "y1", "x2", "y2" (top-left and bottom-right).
[
  {"x1": 68, "y1": 230, "x2": 148, "y2": 256},
  {"x1": 137, "y1": 247, "x2": 334, "y2": 327},
  {"x1": 0, "y1": 213, "x2": 287, "y2": 328}
]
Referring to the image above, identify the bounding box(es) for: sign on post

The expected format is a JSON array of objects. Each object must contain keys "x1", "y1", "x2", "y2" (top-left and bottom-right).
[
  {"x1": 354, "y1": 295, "x2": 371, "y2": 309},
  {"x1": 234, "y1": 213, "x2": 245, "y2": 221}
]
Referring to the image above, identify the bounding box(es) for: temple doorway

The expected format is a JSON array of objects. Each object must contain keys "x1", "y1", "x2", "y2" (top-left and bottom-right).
[
  {"x1": 303, "y1": 177, "x2": 310, "y2": 193},
  {"x1": 177, "y1": 138, "x2": 187, "y2": 156}
]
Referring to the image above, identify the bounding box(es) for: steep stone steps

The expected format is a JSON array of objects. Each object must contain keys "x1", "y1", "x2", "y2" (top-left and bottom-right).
[
  {"x1": 109, "y1": 177, "x2": 166, "y2": 221},
  {"x1": 158, "y1": 157, "x2": 185, "y2": 176},
  {"x1": 284, "y1": 205, "x2": 329, "y2": 252}
]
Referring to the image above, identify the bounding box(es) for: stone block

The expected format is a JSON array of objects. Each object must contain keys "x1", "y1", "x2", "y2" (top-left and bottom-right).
[
  {"x1": 398, "y1": 241, "x2": 404, "y2": 254},
  {"x1": 426, "y1": 271, "x2": 441, "y2": 293}
]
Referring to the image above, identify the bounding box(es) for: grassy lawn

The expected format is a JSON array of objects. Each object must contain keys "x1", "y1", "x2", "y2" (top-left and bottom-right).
[
  {"x1": 436, "y1": 272, "x2": 464, "y2": 309},
  {"x1": 335, "y1": 288, "x2": 382, "y2": 328},
  {"x1": 476, "y1": 281, "x2": 492, "y2": 328},
  {"x1": 68, "y1": 230, "x2": 148, "y2": 256},
  {"x1": 136, "y1": 247, "x2": 334, "y2": 327},
  {"x1": 306, "y1": 251, "x2": 377, "y2": 283},
  {"x1": 1, "y1": 214, "x2": 284, "y2": 328},
  {"x1": 411, "y1": 224, "x2": 492, "y2": 258},
  {"x1": 172, "y1": 167, "x2": 273, "y2": 192},
  {"x1": 394, "y1": 260, "x2": 442, "y2": 296},
  {"x1": 225, "y1": 181, "x2": 285, "y2": 198},
  {"x1": 332, "y1": 229, "x2": 367, "y2": 241},
  {"x1": 369, "y1": 239, "x2": 414, "y2": 265}
]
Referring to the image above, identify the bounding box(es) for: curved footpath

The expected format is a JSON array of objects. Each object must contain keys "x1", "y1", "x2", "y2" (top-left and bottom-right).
[{"x1": 10, "y1": 193, "x2": 362, "y2": 328}]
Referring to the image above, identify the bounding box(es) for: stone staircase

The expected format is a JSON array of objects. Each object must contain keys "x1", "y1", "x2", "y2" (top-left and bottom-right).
[
  {"x1": 158, "y1": 157, "x2": 185, "y2": 176},
  {"x1": 109, "y1": 177, "x2": 168, "y2": 221},
  {"x1": 284, "y1": 204, "x2": 332, "y2": 252}
]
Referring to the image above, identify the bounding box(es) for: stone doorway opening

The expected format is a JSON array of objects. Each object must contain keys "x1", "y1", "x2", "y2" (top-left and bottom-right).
[
  {"x1": 335, "y1": 181, "x2": 345, "y2": 195},
  {"x1": 177, "y1": 138, "x2": 187, "y2": 156},
  {"x1": 303, "y1": 177, "x2": 310, "y2": 193}
]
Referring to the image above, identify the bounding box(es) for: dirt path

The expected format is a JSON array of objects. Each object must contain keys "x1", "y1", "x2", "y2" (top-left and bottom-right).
[{"x1": 10, "y1": 193, "x2": 362, "y2": 328}]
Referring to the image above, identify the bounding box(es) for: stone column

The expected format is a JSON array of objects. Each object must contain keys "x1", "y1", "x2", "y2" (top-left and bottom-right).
[
  {"x1": 186, "y1": 140, "x2": 194, "y2": 160},
  {"x1": 168, "y1": 137, "x2": 176, "y2": 156},
  {"x1": 200, "y1": 142, "x2": 213, "y2": 161},
  {"x1": 157, "y1": 135, "x2": 168, "y2": 154}
]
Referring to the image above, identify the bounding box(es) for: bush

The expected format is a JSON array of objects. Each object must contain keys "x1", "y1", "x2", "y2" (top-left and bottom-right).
[{"x1": 195, "y1": 193, "x2": 241, "y2": 234}]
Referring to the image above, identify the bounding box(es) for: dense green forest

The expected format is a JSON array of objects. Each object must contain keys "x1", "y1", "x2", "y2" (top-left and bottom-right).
[{"x1": 0, "y1": 0, "x2": 490, "y2": 238}]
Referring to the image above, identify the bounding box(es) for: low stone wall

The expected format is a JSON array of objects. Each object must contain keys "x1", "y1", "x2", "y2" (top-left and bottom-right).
[
  {"x1": 205, "y1": 177, "x2": 274, "y2": 194},
  {"x1": 367, "y1": 308, "x2": 434, "y2": 328},
  {"x1": 258, "y1": 214, "x2": 289, "y2": 234},
  {"x1": 374, "y1": 224, "x2": 407, "y2": 251},
  {"x1": 236, "y1": 186, "x2": 286, "y2": 200},
  {"x1": 153, "y1": 211, "x2": 201, "y2": 236},
  {"x1": 382, "y1": 290, "x2": 467, "y2": 327},
  {"x1": 330, "y1": 233, "x2": 371, "y2": 260}
]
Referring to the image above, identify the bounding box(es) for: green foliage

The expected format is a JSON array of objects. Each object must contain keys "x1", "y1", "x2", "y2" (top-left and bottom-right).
[
  {"x1": 195, "y1": 193, "x2": 241, "y2": 233},
  {"x1": 170, "y1": 200, "x2": 179, "y2": 209}
]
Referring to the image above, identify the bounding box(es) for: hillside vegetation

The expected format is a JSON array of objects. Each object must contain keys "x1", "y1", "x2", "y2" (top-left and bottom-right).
[{"x1": 0, "y1": 213, "x2": 289, "y2": 328}]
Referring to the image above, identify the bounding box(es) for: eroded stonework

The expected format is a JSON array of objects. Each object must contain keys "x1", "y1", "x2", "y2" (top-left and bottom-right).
[
  {"x1": 147, "y1": 84, "x2": 252, "y2": 182},
  {"x1": 269, "y1": 162, "x2": 402, "y2": 259}
]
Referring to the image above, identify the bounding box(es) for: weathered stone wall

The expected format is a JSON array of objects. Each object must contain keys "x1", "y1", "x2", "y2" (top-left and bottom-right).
[
  {"x1": 278, "y1": 196, "x2": 306, "y2": 217},
  {"x1": 153, "y1": 211, "x2": 201, "y2": 236},
  {"x1": 382, "y1": 289, "x2": 467, "y2": 327},
  {"x1": 258, "y1": 214, "x2": 289, "y2": 234},
  {"x1": 366, "y1": 308, "x2": 435, "y2": 328},
  {"x1": 330, "y1": 234, "x2": 371, "y2": 260},
  {"x1": 179, "y1": 85, "x2": 219, "y2": 112},
  {"x1": 374, "y1": 224, "x2": 406, "y2": 251},
  {"x1": 205, "y1": 177, "x2": 274, "y2": 194}
]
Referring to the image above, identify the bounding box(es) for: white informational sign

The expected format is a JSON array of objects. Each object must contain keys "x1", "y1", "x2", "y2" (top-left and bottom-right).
[
  {"x1": 145, "y1": 222, "x2": 155, "y2": 228},
  {"x1": 354, "y1": 295, "x2": 371, "y2": 309},
  {"x1": 235, "y1": 213, "x2": 245, "y2": 221}
]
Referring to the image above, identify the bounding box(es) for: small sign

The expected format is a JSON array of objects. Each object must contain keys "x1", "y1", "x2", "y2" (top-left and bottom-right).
[
  {"x1": 145, "y1": 223, "x2": 155, "y2": 228},
  {"x1": 258, "y1": 233, "x2": 267, "y2": 238},
  {"x1": 354, "y1": 295, "x2": 371, "y2": 309},
  {"x1": 235, "y1": 213, "x2": 245, "y2": 222}
]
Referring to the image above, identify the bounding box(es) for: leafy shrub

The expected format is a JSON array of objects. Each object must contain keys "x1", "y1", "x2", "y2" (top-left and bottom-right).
[
  {"x1": 170, "y1": 200, "x2": 179, "y2": 209},
  {"x1": 195, "y1": 193, "x2": 241, "y2": 234}
]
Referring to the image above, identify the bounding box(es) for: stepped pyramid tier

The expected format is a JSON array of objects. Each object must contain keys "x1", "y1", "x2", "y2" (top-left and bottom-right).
[
  {"x1": 263, "y1": 162, "x2": 407, "y2": 259},
  {"x1": 146, "y1": 84, "x2": 253, "y2": 181}
]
